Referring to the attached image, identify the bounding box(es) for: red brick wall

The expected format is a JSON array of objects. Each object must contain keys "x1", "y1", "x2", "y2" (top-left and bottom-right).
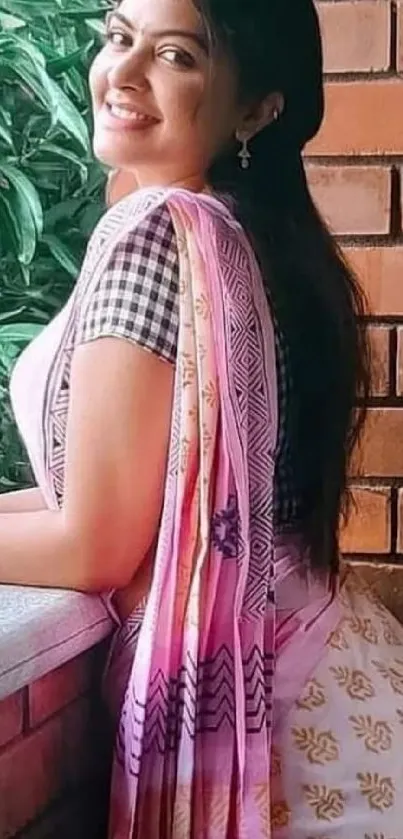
[
  {"x1": 305, "y1": 1, "x2": 403, "y2": 563},
  {"x1": 0, "y1": 646, "x2": 110, "y2": 839}
]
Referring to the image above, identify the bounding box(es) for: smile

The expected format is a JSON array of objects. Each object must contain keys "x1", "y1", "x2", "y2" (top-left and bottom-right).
[
  {"x1": 99, "y1": 103, "x2": 160, "y2": 132},
  {"x1": 107, "y1": 104, "x2": 155, "y2": 123}
]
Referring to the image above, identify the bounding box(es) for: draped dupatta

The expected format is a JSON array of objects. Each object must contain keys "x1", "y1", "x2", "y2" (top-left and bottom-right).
[{"x1": 79, "y1": 187, "x2": 278, "y2": 838}]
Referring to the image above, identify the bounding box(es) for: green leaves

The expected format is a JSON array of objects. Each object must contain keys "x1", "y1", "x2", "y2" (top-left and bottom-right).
[
  {"x1": 0, "y1": 163, "x2": 42, "y2": 265},
  {"x1": 0, "y1": 0, "x2": 61, "y2": 18},
  {"x1": 0, "y1": 35, "x2": 58, "y2": 122},
  {"x1": 49, "y1": 77, "x2": 90, "y2": 153},
  {"x1": 37, "y1": 142, "x2": 89, "y2": 182},
  {"x1": 59, "y1": 6, "x2": 110, "y2": 20},
  {"x1": 0, "y1": 35, "x2": 91, "y2": 149},
  {"x1": 0, "y1": 11, "x2": 26, "y2": 30},
  {"x1": 0, "y1": 323, "x2": 42, "y2": 343},
  {"x1": 0, "y1": 0, "x2": 106, "y2": 490},
  {"x1": 41, "y1": 233, "x2": 80, "y2": 278},
  {"x1": 47, "y1": 42, "x2": 93, "y2": 74},
  {"x1": 0, "y1": 162, "x2": 43, "y2": 235},
  {"x1": 0, "y1": 109, "x2": 14, "y2": 150}
]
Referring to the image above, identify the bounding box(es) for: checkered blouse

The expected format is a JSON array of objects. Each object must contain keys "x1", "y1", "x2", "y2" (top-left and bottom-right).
[{"x1": 76, "y1": 205, "x2": 302, "y2": 528}]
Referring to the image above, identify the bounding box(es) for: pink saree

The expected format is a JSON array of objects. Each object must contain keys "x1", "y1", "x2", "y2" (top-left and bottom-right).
[{"x1": 96, "y1": 187, "x2": 278, "y2": 838}]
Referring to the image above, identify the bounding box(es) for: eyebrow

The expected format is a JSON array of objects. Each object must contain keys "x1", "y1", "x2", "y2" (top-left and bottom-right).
[{"x1": 105, "y1": 11, "x2": 209, "y2": 53}]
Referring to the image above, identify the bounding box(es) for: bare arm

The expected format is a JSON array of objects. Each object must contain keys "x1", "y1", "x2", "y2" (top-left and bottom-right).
[
  {"x1": 0, "y1": 337, "x2": 174, "y2": 592},
  {"x1": 0, "y1": 487, "x2": 46, "y2": 514}
]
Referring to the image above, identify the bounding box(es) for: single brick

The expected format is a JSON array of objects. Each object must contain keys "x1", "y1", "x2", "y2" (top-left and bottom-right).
[
  {"x1": 400, "y1": 168, "x2": 403, "y2": 231},
  {"x1": 352, "y1": 408, "x2": 403, "y2": 477},
  {"x1": 306, "y1": 165, "x2": 391, "y2": 235},
  {"x1": 318, "y1": 1, "x2": 390, "y2": 73},
  {"x1": 29, "y1": 650, "x2": 93, "y2": 728},
  {"x1": 0, "y1": 691, "x2": 24, "y2": 750},
  {"x1": 340, "y1": 486, "x2": 391, "y2": 554},
  {"x1": 397, "y1": 328, "x2": 403, "y2": 396},
  {"x1": 399, "y1": 490, "x2": 403, "y2": 553},
  {"x1": 308, "y1": 81, "x2": 403, "y2": 156},
  {"x1": 345, "y1": 246, "x2": 403, "y2": 317},
  {"x1": 0, "y1": 697, "x2": 92, "y2": 838},
  {"x1": 368, "y1": 325, "x2": 390, "y2": 397},
  {"x1": 397, "y1": 2, "x2": 403, "y2": 71}
]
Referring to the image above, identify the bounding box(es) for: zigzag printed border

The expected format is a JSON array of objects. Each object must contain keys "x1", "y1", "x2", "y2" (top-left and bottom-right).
[{"x1": 115, "y1": 644, "x2": 274, "y2": 776}]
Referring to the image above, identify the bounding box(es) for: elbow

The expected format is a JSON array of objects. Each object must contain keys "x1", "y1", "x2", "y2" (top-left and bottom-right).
[
  {"x1": 70, "y1": 536, "x2": 136, "y2": 594},
  {"x1": 77, "y1": 557, "x2": 134, "y2": 595},
  {"x1": 63, "y1": 511, "x2": 149, "y2": 594}
]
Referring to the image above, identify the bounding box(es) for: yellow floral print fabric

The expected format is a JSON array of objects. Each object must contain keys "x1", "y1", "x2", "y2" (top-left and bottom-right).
[{"x1": 271, "y1": 571, "x2": 403, "y2": 837}]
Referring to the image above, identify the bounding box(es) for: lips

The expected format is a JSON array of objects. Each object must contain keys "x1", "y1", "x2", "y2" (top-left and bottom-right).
[
  {"x1": 99, "y1": 101, "x2": 160, "y2": 132},
  {"x1": 105, "y1": 95, "x2": 159, "y2": 121},
  {"x1": 108, "y1": 104, "x2": 152, "y2": 122}
]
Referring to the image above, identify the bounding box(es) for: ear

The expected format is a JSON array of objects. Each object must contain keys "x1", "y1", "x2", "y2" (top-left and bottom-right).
[{"x1": 236, "y1": 91, "x2": 285, "y2": 142}]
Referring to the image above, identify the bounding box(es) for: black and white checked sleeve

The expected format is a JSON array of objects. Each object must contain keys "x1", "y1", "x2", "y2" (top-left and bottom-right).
[{"x1": 75, "y1": 205, "x2": 179, "y2": 364}]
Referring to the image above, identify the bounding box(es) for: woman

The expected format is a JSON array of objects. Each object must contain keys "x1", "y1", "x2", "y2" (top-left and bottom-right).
[{"x1": 2, "y1": 0, "x2": 403, "y2": 835}]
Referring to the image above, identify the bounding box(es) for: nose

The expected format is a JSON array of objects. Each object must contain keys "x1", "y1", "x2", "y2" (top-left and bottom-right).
[{"x1": 106, "y1": 47, "x2": 149, "y2": 92}]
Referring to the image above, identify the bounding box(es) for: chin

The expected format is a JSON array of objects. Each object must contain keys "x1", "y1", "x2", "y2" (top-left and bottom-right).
[
  {"x1": 93, "y1": 138, "x2": 131, "y2": 170},
  {"x1": 92, "y1": 135, "x2": 117, "y2": 165}
]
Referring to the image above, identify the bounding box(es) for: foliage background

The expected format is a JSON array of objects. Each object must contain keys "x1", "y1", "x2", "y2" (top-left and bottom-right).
[{"x1": 0, "y1": 0, "x2": 110, "y2": 490}]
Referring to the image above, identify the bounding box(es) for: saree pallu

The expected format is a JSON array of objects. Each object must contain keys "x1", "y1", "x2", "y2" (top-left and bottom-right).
[{"x1": 80, "y1": 187, "x2": 278, "y2": 839}]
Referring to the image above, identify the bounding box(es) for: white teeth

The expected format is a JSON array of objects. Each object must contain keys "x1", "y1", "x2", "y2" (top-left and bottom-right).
[{"x1": 109, "y1": 105, "x2": 151, "y2": 122}]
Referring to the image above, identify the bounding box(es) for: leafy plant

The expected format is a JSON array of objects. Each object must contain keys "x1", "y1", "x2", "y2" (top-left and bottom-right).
[{"x1": 0, "y1": 0, "x2": 110, "y2": 489}]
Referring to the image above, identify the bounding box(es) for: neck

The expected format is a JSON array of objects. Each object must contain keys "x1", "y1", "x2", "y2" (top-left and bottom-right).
[
  {"x1": 106, "y1": 167, "x2": 210, "y2": 209},
  {"x1": 168, "y1": 174, "x2": 207, "y2": 193},
  {"x1": 135, "y1": 167, "x2": 207, "y2": 194}
]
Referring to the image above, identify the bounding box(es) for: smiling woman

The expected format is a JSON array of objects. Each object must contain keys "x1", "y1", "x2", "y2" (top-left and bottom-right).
[
  {"x1": 3, "y1": 0, "x2": 403, "y2": 836},
  {"x1": 89, "y1": 0, "x2": 244, "y2": 188}
]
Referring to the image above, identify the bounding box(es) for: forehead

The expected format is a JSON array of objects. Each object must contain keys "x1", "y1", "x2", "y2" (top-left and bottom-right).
[{"x1": 116, "y1": 0, "x2": 204, "y2": 34}]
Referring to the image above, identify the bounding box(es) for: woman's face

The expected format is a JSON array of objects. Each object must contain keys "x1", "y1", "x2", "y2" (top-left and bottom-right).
[{"x1": 89, "y1": 0, "x2": 242, "y2": 189}]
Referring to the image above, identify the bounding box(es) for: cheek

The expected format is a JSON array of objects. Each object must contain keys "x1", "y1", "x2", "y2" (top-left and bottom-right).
[
  {"x1": 210, "y1": 77, "x2": 239, "y2": 127},
  {"x1": 157, "y1": 72, "x2": 205, "y2": 127},
  {"x1": 163, "y1": 77, "x2": 235, "y2": 163},
  {"x1": 178, "y1": 71, "x2": 238, "y2": 145},
  {"x1": 193, "y1": 90, "x2": 238, "y2": 155},
  {"x1": 89, "y1": 53, "x2": 107, "y2": 107}
]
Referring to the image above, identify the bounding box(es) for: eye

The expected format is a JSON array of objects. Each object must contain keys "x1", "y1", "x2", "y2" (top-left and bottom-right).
[
  {"x1": 158, "y1": 47, "x2": 195, "y2": 69},
  {"x1": 105, "y1": 28, "x2": 132, "y2": 48}
]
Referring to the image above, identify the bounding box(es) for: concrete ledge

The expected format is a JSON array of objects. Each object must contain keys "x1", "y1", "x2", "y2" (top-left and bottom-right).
[{"x1": 0, "y1": 586, "x2": 113, "y2": 701}]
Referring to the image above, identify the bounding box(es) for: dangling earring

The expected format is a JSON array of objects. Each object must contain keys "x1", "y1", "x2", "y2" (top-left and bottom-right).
[
  {"x1": 237, "y1": 134, "x2": 251, "y2": 170},
  {"x1": 273, "y1": 108, "x2": 279, "y2": 122}
]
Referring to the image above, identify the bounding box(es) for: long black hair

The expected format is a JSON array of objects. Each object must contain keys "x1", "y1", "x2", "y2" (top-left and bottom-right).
[{"x1": 194, "y1": 0, "x2": 371, "y2": 573}]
